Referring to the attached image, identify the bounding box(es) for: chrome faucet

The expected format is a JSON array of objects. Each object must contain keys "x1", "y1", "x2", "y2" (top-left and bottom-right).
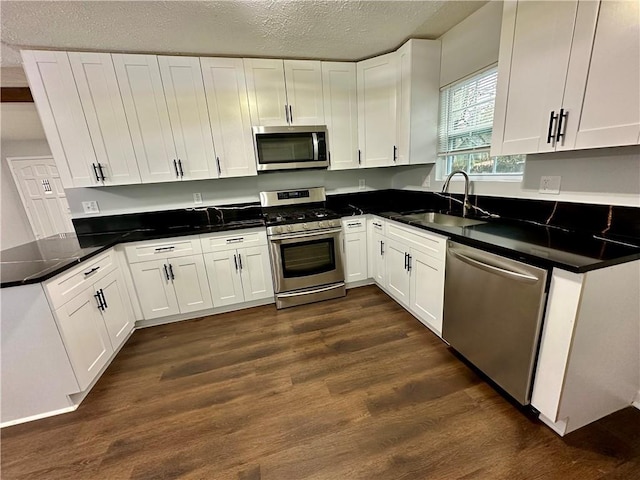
[{"x1": 442, "y1": 170, "x2": 471, "y2": 218}]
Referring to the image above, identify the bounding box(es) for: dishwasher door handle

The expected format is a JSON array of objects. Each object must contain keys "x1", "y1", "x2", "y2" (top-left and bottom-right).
[{"x1": 449, "y1": 249, "x2": 540, "y2": 283}]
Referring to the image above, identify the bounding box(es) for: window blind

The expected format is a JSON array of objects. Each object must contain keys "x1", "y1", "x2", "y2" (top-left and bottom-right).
[{"x1": 438, "y1": 66, "x2": 499, "y2": 156}]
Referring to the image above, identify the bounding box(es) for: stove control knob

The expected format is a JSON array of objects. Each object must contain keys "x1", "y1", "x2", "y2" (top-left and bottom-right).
[
  {"x1": 302, "y1": 223, "x2": 308, "y2": 230},
  {"x1": 286, "y1": 225, "x2": 293, "y2": 232},
  {"x1": 275, "y1": 226, "x2": 283, "y2": 234},
  {"x1": 319, "y1": 221, "x2": 326, "y2": 228}
]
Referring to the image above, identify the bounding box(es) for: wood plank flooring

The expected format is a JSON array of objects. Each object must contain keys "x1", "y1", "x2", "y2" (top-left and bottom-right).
[{"x1": 2, "y1": 285, "x2": 639, "y2": 479}]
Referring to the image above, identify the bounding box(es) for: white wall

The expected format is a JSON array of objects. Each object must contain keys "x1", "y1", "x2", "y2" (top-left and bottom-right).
[
  {"x1": 66, "y1": 167, "x2": 400, "y2": 217},
  {"x1": 393, "y1": 0, "x2": 640, "y2": 208},
  {"x1": 0, "y1": 103, "x2": 50, "y2": 249}
]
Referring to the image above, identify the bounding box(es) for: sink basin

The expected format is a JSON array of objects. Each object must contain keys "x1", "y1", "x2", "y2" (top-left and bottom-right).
[{"x1": 402, "y1": 212, "x2": 486, "y2": 228}]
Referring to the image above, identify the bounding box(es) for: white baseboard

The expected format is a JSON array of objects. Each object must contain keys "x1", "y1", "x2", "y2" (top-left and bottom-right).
[
  {"x1": 1, "y1": 405, "x2": 77, "y2": 429},
  {"x1": 345, "y1": 278, "x2": 375, "y2": 289}
]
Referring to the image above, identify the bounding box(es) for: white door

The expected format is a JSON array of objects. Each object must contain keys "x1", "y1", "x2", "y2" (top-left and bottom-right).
[
  {"x1": 21, "y1": 50, "x2": 97, "y2": 188},
  {"x1": 204, "y1": 250, "x2": 245, "y2": 307},
  {"x1": 238, "y1": 246, "x2": 274, "y2": 302},
  {"x1": 283, "y1": 60, "x2": 324, "y2": 125},
  {"x1": 158, "y1": 56, "x2": 217, "y2": 180},
  {"x1": 357, "y1": 52, "x2": 397, "y2": 167},
  {"x1": 409, "y1": 250, "x2": 444, "y2": 336},
  {"x1": 68, "y1": 52, "x2": 141, "y2": 186},
  {"x1": 112, "y1": 54, "x2": 179, "y2": 183},
  {"x1": 130, "y1": 259, "x2": 180, "y2": 319},
  {"x1": 169, "y1": 254, "x2": 214, "y2": 313},
  {"x1": 322, "y1": 62, "x2": 359, "y2": 170},
  {"x1": 54, "y1": 288, "x2": 113, "y2": 391},
  {"x1": 385, "y1": 238, "x2": 410, "y2": 307},
  {"x1": 8, "y1": 156, "x2": 73, "y2": 239},
  {"x1": 94, "y1": 269, "x2": 135, "y2": 351},
  {"x1": 561, "y1": 0, "x2": 640, "y2": 150},
  {"x1": 491, "y1": 1, "x2": 579, "y2": 156},
  {"x1": 200, "y1": 57, "x2": 257, "y2": 178},
  {"x1": 370, "y1": 230, "x2": 387, "y2": 286},
  {"x1": 343, "y1": 231, "x2": 368, "y2": 284},
  {"x1": 244, "y1": 58, "x2": 288, "y2": 126}
]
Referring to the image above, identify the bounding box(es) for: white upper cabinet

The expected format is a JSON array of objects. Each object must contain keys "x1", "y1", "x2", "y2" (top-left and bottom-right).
[
  {"x1": 283, "y1": 60, "x2": 324, "y2": 125},
  {"x1": 395, "y1": 39, "x2": 441, "y2": 165},
  {"x1": 112, "y1": 54, "x2": 179, "y2": 183},
  {"x1": 21, "y1": 50, "x2": 98, "y2": 188},
  {"x1": 244, "y1": 58, "x2": 324, "y2": 126},
  {"x1": 492, "y1": 0, "x2": 640, "y2": 156},
  {"x1": 68, "y1": 52, "x2": 141, "y2": 186},
  {"x1": 157, "y1": 56, "x2": 218, "y2": 180},
  {"x1": 322, "y1": 62, "x2": 359, "y2": 170},
  {"x1": 200, "y1": 57, "x2": 257, "y2": 178},
  {"x1": 357, "y1": 52, "x2": 398, "y2": 167},
  {"x1": 561, "y1": 0, "x2": 640, "y2": 150}
]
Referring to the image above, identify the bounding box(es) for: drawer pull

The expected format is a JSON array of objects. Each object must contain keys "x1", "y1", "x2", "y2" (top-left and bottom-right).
[
  {"x1": 155, "y1": 246, "x2": 175, "y2": 252},
  {"x1": 347, "y1": 222, "x2": 361, "y2": 227},
  {"x1": 226, "y1": 238, "x2": 244, "y2": 243},
  {"x1": 84, "y1": 266, "x2": 100, "y2": 276}
]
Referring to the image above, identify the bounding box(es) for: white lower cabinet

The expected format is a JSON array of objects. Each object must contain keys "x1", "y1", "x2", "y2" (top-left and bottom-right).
[
  {"x1": 366, "y1": 216, "x2": 446, "y2": 336},
  {"x1": 130, "y1": 254, "x2": 212, "y2": 320},
  {"x1": 45, "y1": 250, "x2": 135, "y2": 391},
  {"x1": 203, "y1": 245, "x2": 273, "y2": 307},
  {"x1": 342, "y1": 217, "x2": 368, "y2": 284}
]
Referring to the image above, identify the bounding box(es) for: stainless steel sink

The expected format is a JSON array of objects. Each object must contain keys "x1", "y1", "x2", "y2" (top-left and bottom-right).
[{"x1": 402, "y1": 212, "x2": 486, "y2": 228}]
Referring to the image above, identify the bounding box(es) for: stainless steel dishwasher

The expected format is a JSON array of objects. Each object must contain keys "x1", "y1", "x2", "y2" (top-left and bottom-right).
[{"x1": 442, "y1": 241, "x2": 548, "y2": 405}]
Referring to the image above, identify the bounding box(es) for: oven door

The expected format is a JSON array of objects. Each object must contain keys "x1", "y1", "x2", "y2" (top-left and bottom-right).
[{"x1": 268, "y1": 228, "x2": 344, "y2": 293}]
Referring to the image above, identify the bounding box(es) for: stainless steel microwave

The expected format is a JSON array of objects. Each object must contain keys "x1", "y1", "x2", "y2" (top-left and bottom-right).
[{"x1": 253, "y1": 125, "x2": 328, "y2": 172}]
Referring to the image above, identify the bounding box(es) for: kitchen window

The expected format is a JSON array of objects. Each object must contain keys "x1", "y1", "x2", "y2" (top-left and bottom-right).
[{"x1": 437, "y1": 65, "x2": 525, "y2": 180}]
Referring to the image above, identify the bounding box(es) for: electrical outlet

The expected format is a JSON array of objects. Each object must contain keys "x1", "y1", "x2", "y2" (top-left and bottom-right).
[
  {"x1": 193, "y1": 192, "x2": 203, "y2": 204},
  {"x1": 539, "y1": 176, "x2": 561, "y2": 194},
  {"x1": 422, "y1": 175, "x2": 431, "y2": 188},
  {"x1": 358, "y1": 179, "x2": 366, "y2": 190},
  {"x1": 82, "y1": 201, "x2": 100, "y2": 214}
]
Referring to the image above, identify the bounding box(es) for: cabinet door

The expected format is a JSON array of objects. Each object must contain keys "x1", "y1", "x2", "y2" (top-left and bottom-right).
[
  {"x1": 94, "y1": 269, "x2": 135, "y2": 351},
  {"x1": 21, "y1": 50, "x2": 97, "y2": 188},
  {"x1": 203, "y1": 251, "x2": 245, "y2": 307},
  {"x1": 409, "y1": 250, "x2": 444, "y2": 336},
  {"x1": 158, "y1": 56, "x2": 217, "y2": 180},
  {"x1": 201, "y1": 57, "x2": 257, "y2": 178},
  {"x1": 112, "y1": 54, "x2": 179, "y2": 183},
  {"x1": 343, "y1": 231, "x2": 368, "y2": 284},
  {"x1": 385, "y1": 238, "x2": 410, "y2": 307},
  {"x1": 130, "y1": 259, "x2": 180, "y2": 319},
  {"x1": 561, "y1": 0, "x2": 640, "y2": 150},
  {"x1": 370, "y1": 230, "x2": 387, "y2": 286},
  {"x1": 244, "y1": 58, "x2": 288, "y2": 126},
  {"x1": 54, "y1": 288, "x2": 113, "y2": 391},
  {"x1": 68, "y1": 52, "x2": 141, "y2": 186},
  {"x1": 357, "y1": 53, "x2": 397, "y2": 167},
  {"x1": 169, "y1": 254, "x2": 214, "y2": 314},
  {"x1": 491, "y1": 1, "x2": 579, "y2": 156},
  {"x1": 283, "y1": 60, "x2": 324, "y2": 125},
  {"x1": 322, "y1": 62, "x2": 359, "y2": 170},
  {"x1": 238, "y1": 246, "x2": 275, "y2": 302}
]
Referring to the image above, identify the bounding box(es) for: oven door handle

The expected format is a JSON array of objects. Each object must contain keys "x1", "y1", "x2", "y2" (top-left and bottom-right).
[
  {"x1": 269, "y1": 227, "x2": 342, "y2": 241},
  {"x1": 277, "y1": 283, "x2": 345, "y2": 298}
]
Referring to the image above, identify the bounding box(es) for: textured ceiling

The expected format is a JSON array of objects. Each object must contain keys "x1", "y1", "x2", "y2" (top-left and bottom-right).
[{"x1": 0, "y1": 0, "x2": 488, "y2": 68}]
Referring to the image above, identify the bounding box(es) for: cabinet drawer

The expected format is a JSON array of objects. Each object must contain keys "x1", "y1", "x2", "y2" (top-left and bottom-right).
[
  {"x1": 342, "y1": 217, "x2": 366, "y2": 233},
  {"x1": 45, "y1": 249, "x2": 116, "y2": 310},
  {"x1": 124, "y1": 236, "x2": 202, "y2": 263},
  {"x1": 386, "y1": 221, "x2": 446, "y2": 260},
  {"x1": 200, "y1": 228, "x2": 267, "y2": 253}
]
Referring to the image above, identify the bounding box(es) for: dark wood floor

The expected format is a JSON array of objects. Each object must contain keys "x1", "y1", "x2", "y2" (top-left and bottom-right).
[{"x1": 2, "y1": 285, "x2": 639, "y2": 479}]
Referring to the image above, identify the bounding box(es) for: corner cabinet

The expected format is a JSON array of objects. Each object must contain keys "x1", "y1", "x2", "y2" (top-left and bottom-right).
[
  {"x1": 244, "y1": 58, "x2": 324, "y2": 126},
  {"x1": 492, "y1": 0, "x2": 640, "y2": 156},
  {"x1": 342, "y1": 217, "x2": 368, "y2": 284},
  {"x1": 201, "y1": 228, "x2": 274, "y2": 307}
]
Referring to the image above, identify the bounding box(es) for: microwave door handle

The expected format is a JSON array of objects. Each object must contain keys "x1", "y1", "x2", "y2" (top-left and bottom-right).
[{"x1": 312, "y1": 132, "x2": 319, "y2": 161}]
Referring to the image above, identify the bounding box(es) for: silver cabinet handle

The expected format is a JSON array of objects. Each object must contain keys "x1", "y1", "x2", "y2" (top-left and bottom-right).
[
  {"x1": 449, "y1": 249, "x2": 540, "y2": 283},
  {"x1": 347, "y1": 222, "x2": 361, "y2": 227},
  {"x1": 278, "y1": 283, "x2": 344, "y2": 298}
]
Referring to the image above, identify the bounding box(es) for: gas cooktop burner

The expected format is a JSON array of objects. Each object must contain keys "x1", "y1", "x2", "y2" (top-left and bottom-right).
[{"x1": 264, "y1": 207, "x2": 339, "y2": 225}]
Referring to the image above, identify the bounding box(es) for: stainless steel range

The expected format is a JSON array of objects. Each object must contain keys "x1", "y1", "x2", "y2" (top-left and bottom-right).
[{"x1": 261, "y1": 187, "x2": 345, "y2": 309}]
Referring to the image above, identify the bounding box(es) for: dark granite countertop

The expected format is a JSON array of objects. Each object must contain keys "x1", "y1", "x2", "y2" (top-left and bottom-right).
[{"x1": 3, "y1": 191, "x2": 639, "y2": 288}]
